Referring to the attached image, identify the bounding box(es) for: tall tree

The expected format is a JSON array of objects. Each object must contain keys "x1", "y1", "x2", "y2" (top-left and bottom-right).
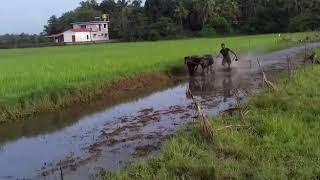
[
  {"x1": 145, "y1": 0, "x2": 177, "y2": 22},
  {"x1": 44, "y1": 15, "x2": 62, "y2": 35},
  {"x1": 174, "y1": 1, "x2": 189, "y2": 28},
  {"x1": 99, "y1": 0, "x2": 117, "y2": 13}
]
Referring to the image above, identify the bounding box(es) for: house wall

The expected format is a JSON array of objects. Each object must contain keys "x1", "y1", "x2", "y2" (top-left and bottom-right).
[
  {"x1": 91, "y1": 23, "x2": 109, "y2": 41},
  {"x1": 73, "y1": 24, "x2": 84, "y2": 29},
  {"x1": 63, "y1": 31, "x2": 75, "y2": 43},
  {"x1": 91, "y1": 32, "x2": 109, "y2": 41},
  {"x1": 63, "y1": 31, "x2": 92, "y2": 43},
  {"x1": 75, "y1": 32, "x2": 91, "y2": 42},
  {"x1": 73, "y1": 22, "x2": 109, "y2": 41}
]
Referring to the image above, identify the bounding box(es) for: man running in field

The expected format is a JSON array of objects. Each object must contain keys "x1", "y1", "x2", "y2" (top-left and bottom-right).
[{"x1": 217, "y1": 43, "x2": 239, "y2": 69}]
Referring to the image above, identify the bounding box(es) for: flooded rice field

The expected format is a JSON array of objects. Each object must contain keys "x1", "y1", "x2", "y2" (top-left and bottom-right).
[{"x1": 0, "y1": 43, "x2": 319, "y2": 180}]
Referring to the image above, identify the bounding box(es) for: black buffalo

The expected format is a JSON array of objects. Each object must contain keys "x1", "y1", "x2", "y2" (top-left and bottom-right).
[{"x1": 184, "y1": 55, "x2": 214, "y2": 76}]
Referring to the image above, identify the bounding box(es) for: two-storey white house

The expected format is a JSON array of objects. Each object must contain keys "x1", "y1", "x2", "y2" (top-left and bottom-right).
[{"x1": 48, "y1": 15, "x2": 110, "y2": 44}]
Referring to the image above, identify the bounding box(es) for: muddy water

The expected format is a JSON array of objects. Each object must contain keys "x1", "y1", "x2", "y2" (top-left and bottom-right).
[{"x1": 0, "y1": 43, "x2": 319, "y2": 180}]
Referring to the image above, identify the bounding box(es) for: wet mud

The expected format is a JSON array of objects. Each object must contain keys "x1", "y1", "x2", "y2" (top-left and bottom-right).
[{"x1": 0, "y1": 43, "x2": 319, "y2": 180}]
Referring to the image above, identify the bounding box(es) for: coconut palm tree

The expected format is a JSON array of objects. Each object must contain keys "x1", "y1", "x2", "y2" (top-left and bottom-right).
[
  {"x1": 192, "y1": 0, "x2": 217, "y2": 26},
  {"x1": 174, "y1": 2, "x2": 189, "y2": 29}
]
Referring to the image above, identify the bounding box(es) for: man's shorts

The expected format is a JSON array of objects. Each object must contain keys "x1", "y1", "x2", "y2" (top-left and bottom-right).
[{"x1": 222, "y1": 56, "x2": 232, "y2": 66}]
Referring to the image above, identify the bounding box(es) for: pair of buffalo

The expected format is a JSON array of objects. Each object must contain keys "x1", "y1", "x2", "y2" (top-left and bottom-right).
[{"x1": 184, "y1": 55, "x2": 215, "y2": 76}]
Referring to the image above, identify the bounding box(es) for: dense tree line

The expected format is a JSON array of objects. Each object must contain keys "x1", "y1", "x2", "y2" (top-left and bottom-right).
[
  {"x1": 238, "y1": 0, "x2": 320, "y2": 33},
  {"x1": 1, "y1": 0, "x2": 320, "y2": 48},
  {"x1": 43, "y1": 0, "x2": 320, "y2": 41},
  {"x1": 0, "y1": 33, "x2": 50, "y2": 49}
]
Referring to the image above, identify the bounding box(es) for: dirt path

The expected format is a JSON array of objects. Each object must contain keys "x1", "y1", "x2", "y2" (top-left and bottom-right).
[{"x1": 0, "y1": 43, "x2": 319, "y2": 180}]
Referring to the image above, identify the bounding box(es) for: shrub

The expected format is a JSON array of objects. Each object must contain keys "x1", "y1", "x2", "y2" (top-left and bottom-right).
[
  {"x1": 289, "y1": 14, "x2": 320, "y2": 32},
  {"x1": 197, "y1": 26, "x2": 217, "y2": 37},
  {"x1": 146, "y1": 29, "x2": 161, "y2": 41},
  {"x1": 151, "y1": 17, "x2": 178, "y2": 37},
  {"x1": 206, "y1": 16, "x2": 231, "y2": 34}
]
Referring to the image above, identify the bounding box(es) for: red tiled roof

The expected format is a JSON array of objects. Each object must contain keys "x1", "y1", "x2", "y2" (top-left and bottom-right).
[{"x1": 70, "y1": 28, "x2": 92, "y2": 32}]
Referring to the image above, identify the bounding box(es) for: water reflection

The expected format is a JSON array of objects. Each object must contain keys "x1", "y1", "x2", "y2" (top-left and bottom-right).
[
  {"x1": 188, "y1": 75, "x2": 216, "y2": 95},
  {"x1": 222, "y1": 74, "x2": 233, "y2": 102},
  {"x1": 188, "y1": 72, "x2": 237, "y2": 99}
]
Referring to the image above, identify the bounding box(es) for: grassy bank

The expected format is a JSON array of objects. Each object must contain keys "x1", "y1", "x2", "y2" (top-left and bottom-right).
[
  {"x1": 105, "y1": 62, "x2": 320, "y2": 179},
  {"x1": 0, "y1": 32, "x2": 314, "y2": 122}
]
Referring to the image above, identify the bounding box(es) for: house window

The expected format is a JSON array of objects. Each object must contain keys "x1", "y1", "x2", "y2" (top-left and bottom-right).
[
  {"x1": 81, "y1": 25, "x2": 86, "y2": 29},
  {"x1": 87, "y1": 35, "x2": 89, "y2": 40},
  {"x1": 104, "y1": 24, "x2": 107, "y2": 28},
  {"x1": 104, "y1": 33, "x2": 108, "y2": 38},
  {"x1": 99, "y1": 24, "x2": 102, "y2": 31}
]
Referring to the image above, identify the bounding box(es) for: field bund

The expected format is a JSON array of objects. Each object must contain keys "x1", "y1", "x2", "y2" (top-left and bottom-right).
[{"x1": 0, "y1": 33, "x2": 313, "y2": 122}]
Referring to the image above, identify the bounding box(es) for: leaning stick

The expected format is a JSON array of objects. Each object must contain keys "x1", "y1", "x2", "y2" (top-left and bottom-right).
[
  {"x1": 59, "y1": 162, "x2": 64, "y2": 180},
  {"x1": 256, "y1": 59, "x2": 278, "y2": 91},
  {"x1": 286, "y1": 55, "x2": 294, "y2": 78},
  {"x1": 187, "y1": 88, "x2": 214, "y2": 142}
]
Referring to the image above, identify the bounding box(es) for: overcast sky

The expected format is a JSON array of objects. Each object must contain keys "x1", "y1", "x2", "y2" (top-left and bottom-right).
[{"x1": 0, "y1": 0, "x2": 104, "y2": 34}]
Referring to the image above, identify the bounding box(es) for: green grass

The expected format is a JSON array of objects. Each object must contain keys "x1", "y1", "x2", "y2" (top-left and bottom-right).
[
  {"x1": 103, "y1": 54, "x2": 320, "y2": 179},
  {"x1": 0, "y1": 32, "x2": 314, "y2": 121}
]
